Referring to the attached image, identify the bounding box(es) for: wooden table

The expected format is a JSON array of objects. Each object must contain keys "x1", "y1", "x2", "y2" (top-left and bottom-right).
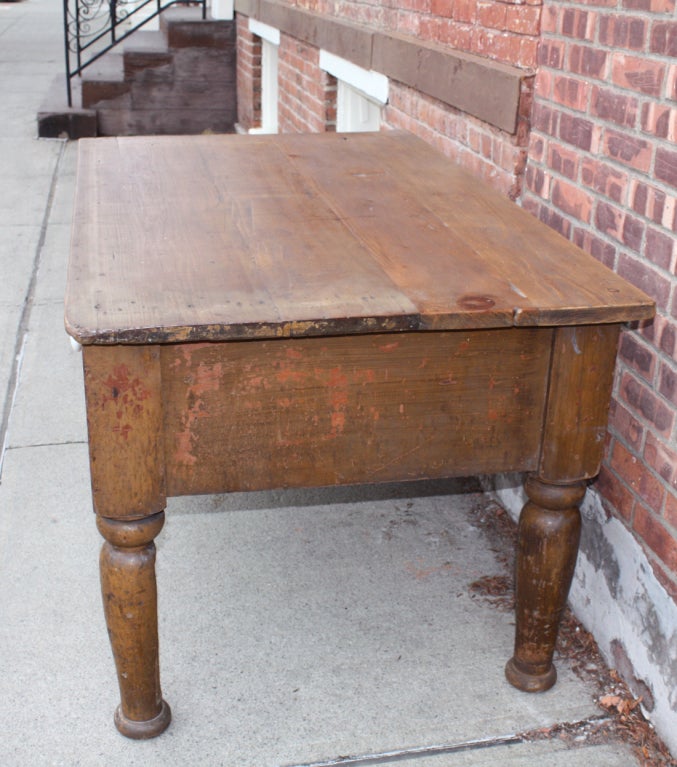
[{"x1": 65, "y1": 131, "x2": 654, "y2": 739}]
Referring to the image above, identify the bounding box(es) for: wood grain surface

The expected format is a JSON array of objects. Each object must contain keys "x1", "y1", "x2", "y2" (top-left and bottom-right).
[{"x1": 65, "y1": 132, "x2": 654, "y2": 344}]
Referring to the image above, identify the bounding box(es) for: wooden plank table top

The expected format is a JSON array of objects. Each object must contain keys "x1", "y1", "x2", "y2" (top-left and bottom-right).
[
  {"x1": 64, "y1": 130, "x2": 654, "y2": 741},
  {"x1": 66, "y1": 131, "x2": 653, "y2": 344}
]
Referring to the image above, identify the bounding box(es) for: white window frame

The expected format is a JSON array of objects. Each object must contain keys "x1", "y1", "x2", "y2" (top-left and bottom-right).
[
  {"x1": 248, "y1": 19, "x2": 280, "y2": 134},
  {"x1": 319, "y1": 50, "x2": 388, "y2": 133}
]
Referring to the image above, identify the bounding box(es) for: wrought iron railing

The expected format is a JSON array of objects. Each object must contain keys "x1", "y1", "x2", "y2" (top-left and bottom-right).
[{"x1": 62, "y1": 0, "x2": 207, "y2": 106}]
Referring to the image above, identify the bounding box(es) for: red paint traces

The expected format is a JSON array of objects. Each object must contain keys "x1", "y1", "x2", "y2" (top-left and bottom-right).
[
  {"x1": 175, "y1": 360, "x2": 224, "y2": 466},
  {"x1": 379, "y1": 341, "x2": 400, "y2": 352},
  {"x1": 99, "y1": 364, "x2": 152, "y2": 437},
  {"x1": 276, "y1": 369, "x2": 307, "y2": 385}
]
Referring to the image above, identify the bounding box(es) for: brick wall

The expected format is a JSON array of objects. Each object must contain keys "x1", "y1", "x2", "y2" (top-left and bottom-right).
[
  {"x1": 294, "y1": 0, "x2": 542, "y2": 69},
  {"x1": 523, "y1": 0, "x2": 677, "y2": 598},
  {"x1": 278, "y1": 37, "x2": 337, "y2": 132},
  {"x1": 236, "y1": 15, "x2": 261, "y2": 130},
  {"x1": 383, "y1": 79, "x2": 533, "y2": 199},
  {"x1": 236, "y1": 0, "x2": 539, "y2": 196}
]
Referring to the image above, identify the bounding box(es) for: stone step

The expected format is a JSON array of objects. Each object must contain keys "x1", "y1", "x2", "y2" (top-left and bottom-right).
[
  {"x1": 37, "y1": 74, "x2": 97, "y2": 139},
  {"x1": 37, "y1": 8, "x2": 236, "y2": 138},
  {"x1": 81, "y1": 53, "x2": 129, "y2": 108},
  {"x1": 161, "y1": 7, "x2": 236, "y2": 49},
  {"x1": 123, "y1": 30, "x2": 173, "y2": 78}
]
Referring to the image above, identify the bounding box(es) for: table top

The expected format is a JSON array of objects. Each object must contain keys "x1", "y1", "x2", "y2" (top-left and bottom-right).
[{"x1": 65, "y1": 131, "x2": 654, "y2": 345}]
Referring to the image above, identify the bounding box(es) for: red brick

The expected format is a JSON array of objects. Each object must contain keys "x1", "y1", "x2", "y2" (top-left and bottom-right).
[
  {"x1": 551, "y1": 178, "x2": 593, "y2": 221},
  {"x1": 630, "y1": 181, "x2": 667, "y2": 224},
  {"x1": 573, "y1": 229, "x2": 617, "y2": 267},
  {"x1": 603, "y1": 129, "x2": 652, "y2": 172},
  {"x1": 633, "y1": 505, "x2": 677, "y2": 573},
  {"x1": 620, "y1": 371, "x2": 675, "y2": 434},
  {"x1": 644, "y1": 432, "x2": 677, "y2": 488},
  {"x1": 452, "y1": 0, "x2": 477, "y2": 23},
  {"x1": 659, "y1": 322, "x2": 676, "y2": 355},
  {"x1": 620, "y1": 254, "x2": 672, "y2": 310},
  {"x1": 431, "y1": 0, "x2": 453, "y2": 14},
  {"x1": 667, "y1": 63, "x2": 677, "y2": 102},
  {"x1": 559, "y1": 112, "x2": 595, "y2": 150},
  {"x1": 596, "y1": 463, "x2": 636, "y2": 522},
  {"x1": 561, "y1": 8, "x2": 596, "y2": 40},
  {"x1": 612, "y1": 53, "x2": 665, "y2": 97},
  {"x1": 569, "y1": 44, "x2": 607, "y2": 78},
  {"x1": 582, "y1": 159, "x2": 628, "y2": 203},
  {"x1": 525, "y1": 165, "x2": 551, "y2": 199},
  {"x1": 650, "y1": 21, "x2": 677, "y2": 56},
  {"x1": 505, "y1": 4, "x2": 541, "y2": 35},
  {"x1": 541, "y1": 5, "x2": 558, "y2": 34},
  {"x1": 477, "y1": 1, "x2": 507, "y2": 29},
  {"x1": 538, "y1": 40, "x2": 565, "y2": 69},
  {"x1": 599, "y1": 15, "x2": 647, "y2": 50},
  {"x1": 612, "y1": 440, "x2": 666, "y2": 512},
  {"x1": 591, "y1": 87, "x2": 638, "y2": 129},
  {"x1": 641, "y1": 103, "x2": 676, "y2": 141},
  {"x1": 655, "y1": 147, "x2": 677, "y2": 189},
  {"x1": 645, "y1": 227, "x2": 675, "y2": 270},
  {"x1": 595, "y1": 200, "x2": 624, "y2": 240},
  {"x1": 622, "y1": 213, "x2": 645, "y2": 250},
  {"x1": 619, "y1": 332, "x2": 656, "y2": 380},
  {"x1": 532, "y1": 103, "x2": 559, "y2": 136},
  {"x1": 548, "y1": 141, "x2": 579, "y2": 179},
  {"x1": 608, "y1": 397, "x2": 645, "y2": 450},
  {"x1": 553, "y1": 76, "x2": 589, "y2": 111},
  {"x1": 659, "y1": 362, "x2": 677, "y2": 406},
  {"x1": 665, "y1": 490, "x2": 677, "y2": 529},
  {"x1": 623, "y1": 0, "x2": 675, "y2": 12}
]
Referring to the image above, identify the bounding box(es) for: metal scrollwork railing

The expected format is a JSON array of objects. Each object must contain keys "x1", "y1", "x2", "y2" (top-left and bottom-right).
[{"x1": 63, "y1": 0, "x2": 207, "y2": 106}]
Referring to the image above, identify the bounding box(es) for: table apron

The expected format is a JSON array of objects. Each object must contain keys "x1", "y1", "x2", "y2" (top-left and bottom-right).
[{"x1": 160, "y1": 328, "x2": 551, "y2": 496}]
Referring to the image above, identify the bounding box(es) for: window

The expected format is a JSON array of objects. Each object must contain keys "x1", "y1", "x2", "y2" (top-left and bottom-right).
[
  {"x1": 319, "y1": 50, "x2": 388, "y2": 133},
  {"x1": 248, "y1": 19, "x2": 280, "y2": 134}
]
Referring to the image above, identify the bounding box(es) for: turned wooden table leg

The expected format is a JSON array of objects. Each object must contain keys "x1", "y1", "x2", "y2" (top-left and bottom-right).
[
  {"x1": 505, "y1": 476, "x2": 585, "y2": 692},
  {"x1": 97, "y1": 511, "x2": 171, "y2": 739}
]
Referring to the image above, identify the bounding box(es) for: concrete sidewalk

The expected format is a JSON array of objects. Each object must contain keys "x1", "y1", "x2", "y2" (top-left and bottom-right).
[{"x1": 0, "y1": 1, "x2": 646, "y2": 765}]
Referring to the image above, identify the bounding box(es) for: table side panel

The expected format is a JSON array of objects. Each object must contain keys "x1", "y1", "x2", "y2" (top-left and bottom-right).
[{"x1": 161, "y1": 329, "x2": 552, "y2": 497}]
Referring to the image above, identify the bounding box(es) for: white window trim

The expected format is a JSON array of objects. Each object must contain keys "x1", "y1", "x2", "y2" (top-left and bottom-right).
[
  {"x1": 248, "y1": 18, "x2": 280, "y2": 46},
  {"x1": 247, "y1": 19, "x2": 280, "y2": 134},
  {"x1": 319, "y1": 49, "x2": 388, "y2": 105}
]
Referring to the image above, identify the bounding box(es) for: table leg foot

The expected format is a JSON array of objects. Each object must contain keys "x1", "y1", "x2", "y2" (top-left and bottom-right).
[
  {"x1": 505, "y1": 656, "x2": 557, "y2": 693},
  {"x1": 97, "y1": 511, "x2": 171, "y2": 738},
  {"x1": 114, "y1": 699, "x2": 172, "y2": 740},
  {"x1": 506, "y1": 476, "x2": 584, "y2": 694}
]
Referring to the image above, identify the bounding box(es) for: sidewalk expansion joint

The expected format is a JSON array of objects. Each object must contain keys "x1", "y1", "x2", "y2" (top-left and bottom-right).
[
  {"x1": 282, "y1": 715, "x2": 616, "y2": 766},
  {"x1": 0, "y1": 139, "x2": 68, "y2": 482}
]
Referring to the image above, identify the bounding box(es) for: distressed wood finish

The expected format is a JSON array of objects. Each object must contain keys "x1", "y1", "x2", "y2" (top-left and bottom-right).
[
  {"x1": 83, "y1": 345, "x2": 166, "y2": 519},
  {"x1": 66, "y1": 132, "x2": 653, "y2": 344},
  {"x1": 65, "y1": 132, "x2": 655, "y2": 738},
  {"x1": 162, "y1": 329, "x2": 551, "y2": 495},
  {"x1": 98, "y1": 513, "x2": 171, "y2": 738}
]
